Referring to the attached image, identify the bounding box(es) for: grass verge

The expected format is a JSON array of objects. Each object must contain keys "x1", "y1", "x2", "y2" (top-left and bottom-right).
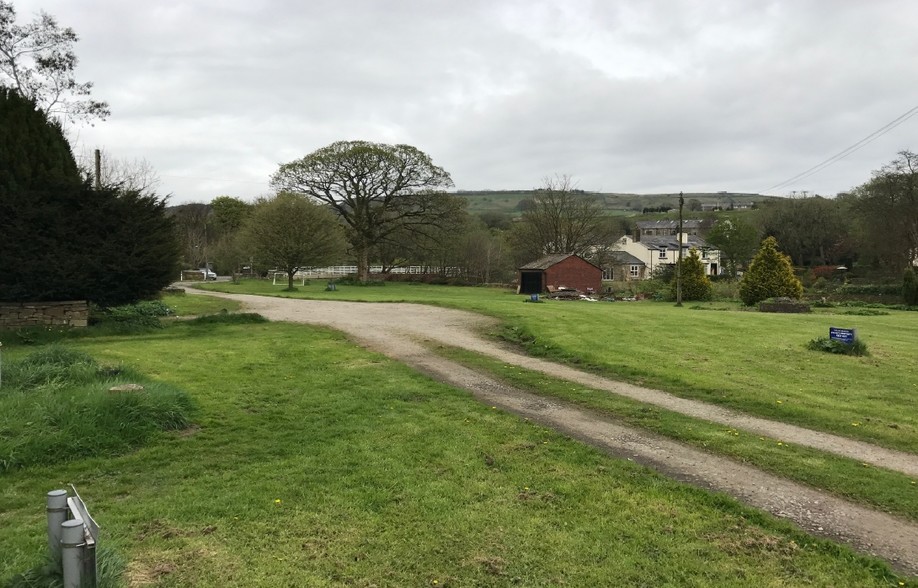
[
  {"x1": 439, "y1": 345, "x2": 918, "y2": 522},
  {"x1": 198, "y1": 280, "x2": 918, "y2": 453},
  {"x1": 0, "y1": 320, "x2": 910, "y2": 586}
]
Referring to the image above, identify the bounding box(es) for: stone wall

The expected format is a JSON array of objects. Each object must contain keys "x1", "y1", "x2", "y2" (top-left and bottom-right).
[{"x1": 0, "y1": 301, "x2": 89, "y2": 328}]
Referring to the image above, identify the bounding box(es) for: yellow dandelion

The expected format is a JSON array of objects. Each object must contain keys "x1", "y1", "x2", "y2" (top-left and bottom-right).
[{"x1": 274, "y1": 499, "x2": 282, "y2": 504}]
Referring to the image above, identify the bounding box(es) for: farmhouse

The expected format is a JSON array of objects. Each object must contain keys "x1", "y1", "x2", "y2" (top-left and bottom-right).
[
  {"x1": 612, "y1": 234, "x2": 721, "y2": 277},
  {"x1": 603, "y1": 251, "x2": 647, "y2": 281},
  {"x1": 635, "y1": 219, "x2": 704, "y2": 240},
  {"x1": 518, "y1": 254, "x2": 602, "y2": 295}
]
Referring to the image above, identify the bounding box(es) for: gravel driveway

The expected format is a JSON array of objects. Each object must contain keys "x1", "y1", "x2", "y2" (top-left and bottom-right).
[{"x1": 195, "y1": 290, "x2": 918, "y2": 575}]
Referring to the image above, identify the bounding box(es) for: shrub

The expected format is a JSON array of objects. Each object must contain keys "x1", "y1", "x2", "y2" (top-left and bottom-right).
[
  {"x1": 759, "y1": 297, "x2": 811, "y2": 313},
  {"x1": 904, "y1": 267, "x2": 918, "y2": 306},
  {"x1": 185, "y1": 312, "x2": 268, "y2": 326},
  {"x1": 806, "y1": 336, "x2": 869, "y2": 357},
  {"x1": 710, "y1": 280, "x2": 740, "y2": 301},
  {"x1": 811, "y1": 265, "x2": 838, "y2": 280},
  {"x1": 91, "y1": 300, "x2": 174, "y2": 329},
  {"x1": 836, "y1": 283, "x2": 902, "y2": 296},
  {"x1": 810, "y1": 277, "x2": 830, "y2": 292},
  {"x1": 739, "y1": 237, "x2": 803, "y2": 306},
  {"x1": 670, "y1": 249, "x2": 712, "y2": 301}
]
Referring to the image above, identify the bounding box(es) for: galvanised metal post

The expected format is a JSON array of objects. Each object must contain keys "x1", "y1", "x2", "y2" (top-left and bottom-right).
[
  {"x1": 46, "y1": 489, "x2": 69, "y2": 559},
  {"x1": 61, "y1": 518, "x2": 85, "y2": 588}
]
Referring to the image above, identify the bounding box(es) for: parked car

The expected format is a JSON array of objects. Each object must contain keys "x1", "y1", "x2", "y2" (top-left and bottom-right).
[{"x1": 200, "y1": 268, "x2": 217, "y2": 280}]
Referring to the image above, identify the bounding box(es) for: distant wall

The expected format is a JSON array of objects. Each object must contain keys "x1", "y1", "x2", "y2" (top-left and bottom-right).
[{"x1": 0, "y1": 301, "x2": 89, "y2": 329}]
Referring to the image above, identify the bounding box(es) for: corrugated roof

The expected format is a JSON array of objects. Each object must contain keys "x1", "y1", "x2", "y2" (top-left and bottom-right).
[{"x1": 519, "y1": 253, "x2": 575, "y2": 270}]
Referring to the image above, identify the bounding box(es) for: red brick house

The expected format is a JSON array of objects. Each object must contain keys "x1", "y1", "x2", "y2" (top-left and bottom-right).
[{"x1": 518, "y1": 254, "x2": 602, "y2": 295}]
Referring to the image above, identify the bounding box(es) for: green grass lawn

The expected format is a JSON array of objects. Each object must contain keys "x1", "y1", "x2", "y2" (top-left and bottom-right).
[
  {"x1": 0, "y1": 319, "x2": 909, "y2": 586},
  {"x1": 161, "y1": 292, "x2": 241, "y2": 317},
  {"x1": 199, "y1": 280, "x2": 918, "y2": 453},
  {"x1": 442, "y1": 346, "x2": 918, "y2": 523}
]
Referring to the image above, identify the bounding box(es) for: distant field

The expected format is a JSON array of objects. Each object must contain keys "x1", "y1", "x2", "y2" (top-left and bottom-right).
[{"x1": 455, "y1": 189, "x2": 774, "y2": 217}]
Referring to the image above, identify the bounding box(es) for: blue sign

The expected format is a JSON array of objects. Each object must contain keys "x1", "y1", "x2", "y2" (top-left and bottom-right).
[{"x1": 829, "y1": 327, "x2": 857, "y2": 345}]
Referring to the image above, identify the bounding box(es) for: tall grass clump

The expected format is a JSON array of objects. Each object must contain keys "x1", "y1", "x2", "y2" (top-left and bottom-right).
[
  {"x1": 3, "y1": 544, "x2": 123, "y2": 588},
  {"x1": 90, "y1": 299, "x2": 175, "y2": 330},
  {"x1": 0, "y1": 346, "x2": 195, "y2": 472},
  {"x1": 806, "y1": 336, "x2": 870, "y2": 357}
]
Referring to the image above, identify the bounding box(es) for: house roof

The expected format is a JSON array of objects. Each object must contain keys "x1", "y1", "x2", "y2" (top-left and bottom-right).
[
  {"x1": 519, "y1": 253, "x2": 602, "y2": 271},
  {"x1": 635, "y1": 219, "x2": 703, "y2": 230},
  {"x1": 607, "y1": 251, "x2": 646, "y2": 266},
  {"x1": 638, "y1": 235, "x2": 712, "y2": 251}
]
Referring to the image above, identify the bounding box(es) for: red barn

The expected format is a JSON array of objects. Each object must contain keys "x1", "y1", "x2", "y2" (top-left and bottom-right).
[{"x1": 518, "y1": 254, "x2": 602, "y2": 295}]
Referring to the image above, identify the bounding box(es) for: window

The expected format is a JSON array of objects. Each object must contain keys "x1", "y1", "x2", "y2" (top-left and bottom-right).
[
  {"x1": 629, "y1": 265, "x2": 640, "y2": 278},
  {"x1": 658, "y1": 248, "x2": 668, "y2": 259}
]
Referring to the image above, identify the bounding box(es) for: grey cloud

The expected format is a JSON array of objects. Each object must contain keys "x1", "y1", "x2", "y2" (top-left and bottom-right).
[{"x1": 11, "y1": 0, "x2": 918, "y2": 202}]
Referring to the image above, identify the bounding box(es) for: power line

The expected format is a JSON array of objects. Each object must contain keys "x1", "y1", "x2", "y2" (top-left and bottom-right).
[{"x1": 762, "y1": 103, "x2": 918, "y2": 194}]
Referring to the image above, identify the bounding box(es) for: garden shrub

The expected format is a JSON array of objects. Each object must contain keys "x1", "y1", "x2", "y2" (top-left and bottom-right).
[
  {"x1": 670, "y1": 249, "x2": 712, "y2": 301},
  {"x1": 904, "y1": 267, "x2": 918, "y2": 306},
  {"x1": 739, "y1": 237, "x2": 803, "y2": 306},
  {"x1": 759, "y1": 297, "x2": 811, "y2": 313}
]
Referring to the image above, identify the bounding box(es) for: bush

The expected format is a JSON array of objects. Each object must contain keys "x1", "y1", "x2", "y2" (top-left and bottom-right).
[
  {"x1": 759, "y1": 297, "x2": 811, "y2": 313},
  {"x1": 836, "y1": 283, "x2": 902, "y2": 296},
  {"x1": 670, "y1": 249, "x2": 712, "y2": 301},
  {"x1": 0, "y1": 90, "x2": 180, "y2": 307},
  {"x1": 904, "y1": 267, "x2": 918, "y2": 306},
  {"x1": 185, "y1": 312, "x2": 268, "y2": 326},
  {"x1": 91, "y1": 300, "x2": 175, "y2": 329},
  {"x1": 739, "y1": 237, "x2": 803, "y2": 306},
  {"x1": 710, "y1": 280, "x2": 740, "y2": 301},
  {"x1": 806, "y1": 336, "x2": 869, "y2": 357},
  {"x1": 810, "y1": 265, "x2": 838, "y2": 280}
]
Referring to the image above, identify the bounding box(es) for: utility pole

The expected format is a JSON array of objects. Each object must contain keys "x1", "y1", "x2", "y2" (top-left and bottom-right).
[
  {"x1": 93, "y1": 149, "x2": 101, "y2": 191},
  {"x1": 676, "y1": 191, "x2": 684, "y2": 307}
]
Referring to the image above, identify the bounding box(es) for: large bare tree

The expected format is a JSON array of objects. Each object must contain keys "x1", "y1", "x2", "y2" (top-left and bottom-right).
[
  {"x1": 510, "y1": 175, "x2": 613, "y2": 262},
  {"x1": 78, "y1": 147, "x2": 160, "y2": 195},
  {"x1": 271, "y1": 140, "x2": 454, "y2": 282},
  {"x1": 0, "y1": 1, "x2": 109, "y2": 123}
]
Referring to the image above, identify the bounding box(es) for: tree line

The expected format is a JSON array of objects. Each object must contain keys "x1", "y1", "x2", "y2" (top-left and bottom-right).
[{"x1": 4, "y1": 0, "x2": 916, "y2": 307}]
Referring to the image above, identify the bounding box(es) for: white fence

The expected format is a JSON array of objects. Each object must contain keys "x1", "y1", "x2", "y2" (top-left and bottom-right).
[{"x1": 290, "y1": 265, "x2": 460, "y2": 278}]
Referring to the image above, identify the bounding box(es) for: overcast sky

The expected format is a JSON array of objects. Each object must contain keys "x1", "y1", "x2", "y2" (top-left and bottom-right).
[{"x1": 11, "y1": 0, "x2": 918, "y2": 204}]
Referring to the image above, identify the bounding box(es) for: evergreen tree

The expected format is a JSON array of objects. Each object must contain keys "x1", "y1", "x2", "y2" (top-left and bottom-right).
[
  {"x1": 0, "y1": 87, "x2": 80, "y2": 193},
  {"x1": 0, "y1": 88, "x2": 179, "y2": 306},
  {"x1": 904, "y1": 267, "x2": 918, "y2": 307},
  {"x1": 671, "y1": 249, "x2": 712, "y2": 301},
  {"x1": 739, "y1": 237, "x2": 803, "y2": 306}
]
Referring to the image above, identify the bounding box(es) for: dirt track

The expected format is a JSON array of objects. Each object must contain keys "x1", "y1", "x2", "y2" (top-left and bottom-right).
[{"x1": 196, "y1": 291, "x2": 918, "y2": 575}]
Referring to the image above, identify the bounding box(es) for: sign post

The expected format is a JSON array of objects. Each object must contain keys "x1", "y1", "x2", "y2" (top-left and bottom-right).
[{"x1": 829, "y1": 327, "x2": 857, "y2": 345}]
